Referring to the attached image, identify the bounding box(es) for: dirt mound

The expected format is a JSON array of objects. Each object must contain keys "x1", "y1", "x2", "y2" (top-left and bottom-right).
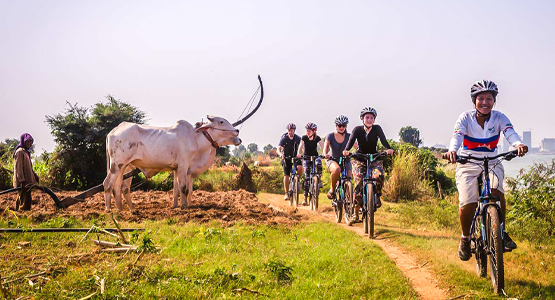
[{"x1": 0, "y1": 189, "x2": 303, "y2": 225}]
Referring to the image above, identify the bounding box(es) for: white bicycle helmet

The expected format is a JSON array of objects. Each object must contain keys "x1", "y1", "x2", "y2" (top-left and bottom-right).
[
  {"x1": 360, "y1": 107, "x2": 377, "y2": 118},
  {"x1": 335, "y1": 115, "x2": 349, "y2": 125},
  {"x1": 305, "y1": 122, "x2": 317, "y2": 130},
  {"x1": 471, "y1": 80, "x2": 498, "y2": 102}
]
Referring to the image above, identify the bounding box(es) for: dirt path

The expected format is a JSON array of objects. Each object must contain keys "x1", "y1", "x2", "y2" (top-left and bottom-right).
[{"x1": 261, "y1": 193, "x2": 450, "y2": 300}]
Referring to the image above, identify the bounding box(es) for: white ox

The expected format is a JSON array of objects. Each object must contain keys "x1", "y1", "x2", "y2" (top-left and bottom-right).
[{"x1": 103, "y1": 116, "x2": 241, "y2": 210}]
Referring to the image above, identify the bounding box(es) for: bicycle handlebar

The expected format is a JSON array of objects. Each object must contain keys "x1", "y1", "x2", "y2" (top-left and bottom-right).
[{"x1": 454, "y1": 150, "x2": 518, "y2": 164}]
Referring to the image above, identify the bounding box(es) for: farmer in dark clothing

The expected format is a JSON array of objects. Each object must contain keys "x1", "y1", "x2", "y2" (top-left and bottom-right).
[{"x1": 13, "y1": 133, "x2": 39, "y2": 210}]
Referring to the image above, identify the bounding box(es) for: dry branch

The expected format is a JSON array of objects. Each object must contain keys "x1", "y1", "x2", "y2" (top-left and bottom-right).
[
  {"x1": 111, "y1": 213, "x2": 128, "y2": 244},
  {"x1": 101, "y1": 247, "x2": 137, "y2": 253},
  {"x1": 78, "y1": 292, "x2": 97, "y2": 300},
  {"x1": 92, "y1": 240, "x2": 135, "y2": 248}
]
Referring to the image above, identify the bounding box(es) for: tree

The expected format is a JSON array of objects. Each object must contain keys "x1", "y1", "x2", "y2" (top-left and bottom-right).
[
  {"x1": 399, "y1": 126, "x2": 422, "y2": 147},
  {"x1": 263, "y1": 144, "x2": 274, "y2": 154},
  {"x1": 247, "y1": 143, "x2": 259, "y2": 154},
  {"x1": 46, "y1": 96, "x2": 146, "y2": 189},
  {"x1": 216, "y1": 146, "x2": 231, "y2": 163},
  {"x1": 232, "y1": 145, "x2": 247, "y2": 158}
]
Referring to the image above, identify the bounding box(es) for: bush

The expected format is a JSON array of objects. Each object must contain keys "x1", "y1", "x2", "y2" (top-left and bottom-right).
[
  {"x1": 506, "y1": 159, "x2": 555, "y2": 242},
  {"x1": 46, "y1": 97, "x2": 146, "y2": 189}
]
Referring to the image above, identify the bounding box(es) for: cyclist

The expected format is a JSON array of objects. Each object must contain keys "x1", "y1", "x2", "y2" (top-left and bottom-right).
[
  {"x1": 297, "y1": 122, "x2": 324, "y2": 206},
  {"x1": 323, "y1": 115, "x2": 355, "y2": 199},
  {"x1": 277, "y1": 123, "x2": 303, "y2": 201},
  {"x1": 444, "y1": 80, "x2": 528, "y2": 261},
  {"x1": 343, "y1": 107, "x2": 394, "y2": 219}
]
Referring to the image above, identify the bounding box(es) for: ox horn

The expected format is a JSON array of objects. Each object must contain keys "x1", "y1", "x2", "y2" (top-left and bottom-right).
[{"x1": 232, "y1": 75, "x2": 264, "y2": 127}]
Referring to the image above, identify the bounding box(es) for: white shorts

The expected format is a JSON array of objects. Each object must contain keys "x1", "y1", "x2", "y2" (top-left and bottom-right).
[{"x1": 455, "y1": 160, "x2": 505, "y2": 208}]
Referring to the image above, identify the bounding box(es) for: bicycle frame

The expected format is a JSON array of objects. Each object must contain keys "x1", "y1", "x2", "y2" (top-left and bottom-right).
[{"x1": 330, "y1": 156, "x2": 351, "y2": 203}]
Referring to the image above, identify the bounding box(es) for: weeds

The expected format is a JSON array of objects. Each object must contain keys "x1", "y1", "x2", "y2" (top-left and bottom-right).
[{"x1": 265, "y1": 259, "x2": 293, "y2": 283}]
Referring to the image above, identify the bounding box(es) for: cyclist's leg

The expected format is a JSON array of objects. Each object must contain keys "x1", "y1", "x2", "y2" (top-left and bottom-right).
[
  {"x1": 315, "y1": 157, "x2": 323, "y2": 189},
  {"x1": 352, "y1": 159, "x2": 366, "y2": 219},
  {"x1": 370, "y1": 160, "x2": 385, "y2": 207},
  {"x1": 490, "y1": 162, "x2": 516, "y2": 249},
  {"x1": 456, "y1": 162, "x2": 481, "y2": 236},
  {"x1": 282, "y1": 159, "x2": 292, "y2": 199},
  {"x1": 302, "y1": 159, "x2": 312, "y2": 196},
  {"x1": 327, "y1": 160, "x2": 340, "y2": 198}
]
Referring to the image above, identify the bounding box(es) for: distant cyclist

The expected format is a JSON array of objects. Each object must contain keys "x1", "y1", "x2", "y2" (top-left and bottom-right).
[
  {"x1": 323, "y1": 115, "x2": 355, "y2": 199},
  {"x1": 343, "y1": 107, "x2": 394, "y2": 219},
  {"x1": 444, "y1": 80, "x2": 527, "y2": 261},
  {"x1": 297, "y1": 122, "x2": 324, "y2": 206},
  {"x1": 277, "y1": 123, "x2": 303, "y2": 201}
]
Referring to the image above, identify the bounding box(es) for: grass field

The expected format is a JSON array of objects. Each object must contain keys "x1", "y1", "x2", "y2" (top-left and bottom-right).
[{"x1": 0, "y1": 215, "x2": 417, "y2": 299}]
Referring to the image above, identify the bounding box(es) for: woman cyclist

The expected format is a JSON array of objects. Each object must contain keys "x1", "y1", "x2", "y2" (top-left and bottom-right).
[
  {"x1": 444, "y1": 80, "x2": 527, "y2": 261},
  {"x1": 343, "y1": 107, "x2": 394, "y2": 219},
  {"x1": 323, "y1": 115, "x2": 355, "y2": 199},
  {"x1": 297, "y1": 122, "x2": 324, "y2": 206}
]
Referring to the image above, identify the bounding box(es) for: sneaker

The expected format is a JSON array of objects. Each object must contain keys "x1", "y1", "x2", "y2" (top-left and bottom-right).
[
  {"x1": 504, "y1": 232, "x2": 517, "y2": 251},
  {"x1": 458, "y1": 237, "x2": 471, "y2": 261},
  {"x1": 284, "y1": 194, "x2": 289, "y2": 201},
  {"x1": 302, "y1": 196, "x2": 308, "y2": 206},
  {"x1": 327, "y1": 189, "x2": 334, "y2": 200},
  {"x1": 318, "y1": 182, "x2": 323, "y2": 189},
  {"x1": 375, "y1": 195, "x2": 382, "y2": 209}
]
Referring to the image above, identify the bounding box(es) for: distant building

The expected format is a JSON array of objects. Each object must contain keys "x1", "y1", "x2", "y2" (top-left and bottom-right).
[
  {"x1": 540, "y1": 138, "x2": 555, "y2": 152},
  {"x1": 431, "y1": 144, "x2": 447, "y2": 149},
  {"x1": 523, "y1": 131, "x2": 532, "y2": 148}
]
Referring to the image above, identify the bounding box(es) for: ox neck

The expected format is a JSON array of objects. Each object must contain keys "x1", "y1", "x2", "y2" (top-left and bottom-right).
[{"x1": 201, "y1": 130, "x2": 220, "y2": 148}]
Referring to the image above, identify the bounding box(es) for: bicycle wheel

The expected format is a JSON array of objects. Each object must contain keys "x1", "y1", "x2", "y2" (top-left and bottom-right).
[
  {"x1": 291, "y1": 175, "x2": 299, "y2": 207},
  {"x1": 333, "y1": 181, "x2": 343, "y2": 223},
  {"x1": 486, "y1": 205, "x2": 504, "y2": 294},
  {"x1": 366, "y1": 183, "x2": 375, "y2": 238},
  {"x1": 473, "y1": 215, "x2": 487, "y2": 278},
  {"x1": 310, "y1": 175, "x2": 319, "y2": 211},
  {"x1": 362, "y1": 184, "x2": 369, "y2": 234},
  {"x1": 343, "y1": 181, "x2": 355, "y2": 226}
]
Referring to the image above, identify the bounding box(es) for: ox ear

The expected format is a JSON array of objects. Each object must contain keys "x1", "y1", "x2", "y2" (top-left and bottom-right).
[
  {"x1": 195, "y1": 122, "x2": 212, "y2": 132},
  {"x1": 207, "y1": 115, "x2": 215, "y2": 122}
]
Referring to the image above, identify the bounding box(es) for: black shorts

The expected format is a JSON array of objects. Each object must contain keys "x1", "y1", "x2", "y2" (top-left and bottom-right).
[{"x1": 282, "y1": 159, "x2": 302, "y2": 176}]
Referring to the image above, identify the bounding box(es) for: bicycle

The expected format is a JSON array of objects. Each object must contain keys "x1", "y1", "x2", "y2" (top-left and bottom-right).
[
  {"x1": 301, "y1": 155, "x2": 324, "y2": 211},
  {"x1": 352, "y1": 152, "x2": 388, "y2": 238},
  {"x1": 452, "y1": 150, "x2": 519, "y2": 294},
  {"x1": 328, "y1": 155, "x2": 354, "y2": 224},
  {"x1": 284, "y1": 156, "x2": 301, "y2": 207}
]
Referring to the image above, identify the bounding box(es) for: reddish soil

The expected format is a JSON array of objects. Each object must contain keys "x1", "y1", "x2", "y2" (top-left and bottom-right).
[{"x1": 0, "y1": 189, "x2": 304, "y2": 225}]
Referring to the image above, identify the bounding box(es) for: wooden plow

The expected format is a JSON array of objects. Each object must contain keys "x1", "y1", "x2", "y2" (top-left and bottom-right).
[{"x1": 0, "y1": 169, "x2": 141, "y2": 209}]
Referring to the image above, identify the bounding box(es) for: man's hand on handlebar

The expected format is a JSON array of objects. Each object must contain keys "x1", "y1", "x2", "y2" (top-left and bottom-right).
[
  {"x1": 516, "y1": 144, "x2": 528, "y2": 157},
  {"x1": 443, "y1": 151, "x2": 457, "y2": 164}
]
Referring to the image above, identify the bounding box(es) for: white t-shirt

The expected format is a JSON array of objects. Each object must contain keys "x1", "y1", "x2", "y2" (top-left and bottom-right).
[{"x1": 448, "y1": 110, "x2": 522, "y2": 157}]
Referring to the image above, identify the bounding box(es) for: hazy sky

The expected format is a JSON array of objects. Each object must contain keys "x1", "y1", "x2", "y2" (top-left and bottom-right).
[{"x1": 1, "y1": 0, "x2": 554, "y2": 153}]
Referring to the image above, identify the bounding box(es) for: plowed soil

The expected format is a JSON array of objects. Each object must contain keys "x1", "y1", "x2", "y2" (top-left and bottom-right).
[{"x1": 0, "y1": 189, "x2": 304, "y2": 225}]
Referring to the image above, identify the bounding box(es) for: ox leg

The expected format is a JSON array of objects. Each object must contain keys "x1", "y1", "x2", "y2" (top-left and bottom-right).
[
  {"x1": 177, "y1": 170, "x2": 190, "y2": 209},
  {"x1": 103, "y1": 174, "x2": 113, "y2": 211},
  {"x1": 185, "y1": 175, "x2": 194, "y2": 208},
  {"x1": 122, "y1": 167, "x2": 134, "y2": 210},
  {"x1": 112, "y1": 170, "x2": 125, "y2": 210},
  {"x1": 173, "y1": 171, "x2": 180, "y2": 208}
]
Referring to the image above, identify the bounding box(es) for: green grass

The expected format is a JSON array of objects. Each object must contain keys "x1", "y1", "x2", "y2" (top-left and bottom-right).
[
  {"x1": 376, "y1": 200, "x2": 555, "y2": 299},
  {"x1": 0, "y1": 217, "x2": 417, "y2": 299}
]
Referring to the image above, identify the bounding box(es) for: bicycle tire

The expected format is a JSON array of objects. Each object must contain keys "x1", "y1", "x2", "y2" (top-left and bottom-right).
[
  {"x1": 310, "y1": 175, "x2": 319, "y2": 211},
  {"x1": 367, "y1": 184, "x2": 375, "y2": 238},
  {"x1": 473, "y1": 215, "x2": 487, "y2": 278},
  {"x1": 343, "y1": 182, "x2": 355, "y2": 226},
  {"x1": 486, "y1": 205, "x2": 504, "y2": 294},
  {"x1": 291, "y1": 175, "x2": 299, "y2": 207},
  {"x1": 362, "y1": 184, "x2": 369, "y2": 234},
  {"x1": 333, "y1": 181, "x2": 343, "y2": 223}
]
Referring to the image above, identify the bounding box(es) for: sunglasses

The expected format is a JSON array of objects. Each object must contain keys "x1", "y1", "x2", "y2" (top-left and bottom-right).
[{"x1": 336, "y1": 124, "x2": 346, "y2": 128}]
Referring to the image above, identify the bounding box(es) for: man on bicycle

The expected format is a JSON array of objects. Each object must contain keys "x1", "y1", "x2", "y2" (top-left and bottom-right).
[
  {"x1": 277, "y1": 123, "x2": 303, "y2": 201},
  {"x1": 343, "y1": 107, "x2": 394, "y2": 219},
  {"x1": 297, "y1": 122, "x2": 324, "y2": 206},
  {"x1": 444, "y1": 80, "x2": 528, "y2": 261},
  {"x1": 324, "y1": 115, "x2": 355, "y2": 200}
]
